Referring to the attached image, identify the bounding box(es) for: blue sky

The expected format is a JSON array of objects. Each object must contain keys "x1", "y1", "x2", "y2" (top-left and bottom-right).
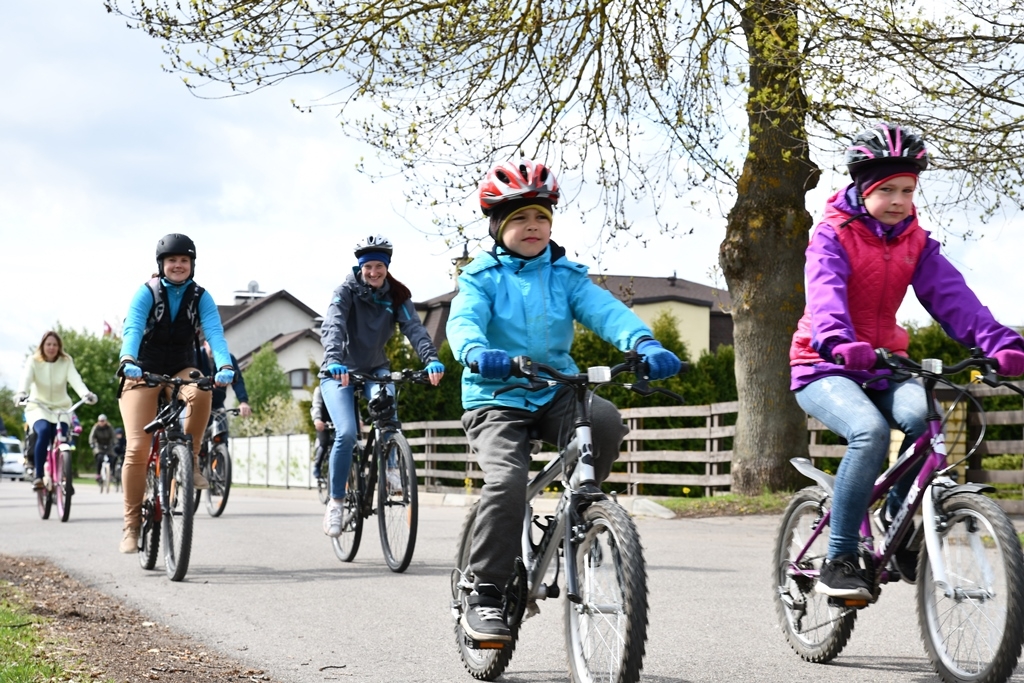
[{"x1": 2, "y1": 2, "x2": 1021, "y2": 388}]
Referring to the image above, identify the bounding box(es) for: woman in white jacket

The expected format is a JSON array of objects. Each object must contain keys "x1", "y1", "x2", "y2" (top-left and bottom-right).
[{"x1": 15, "y1": 331, "x2": 96, "y2": 489}]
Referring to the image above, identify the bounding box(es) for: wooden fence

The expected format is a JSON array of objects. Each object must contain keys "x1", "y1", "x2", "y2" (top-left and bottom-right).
[{"x1": 402, "y1": 384, "x2": 1024, "y2": 512}]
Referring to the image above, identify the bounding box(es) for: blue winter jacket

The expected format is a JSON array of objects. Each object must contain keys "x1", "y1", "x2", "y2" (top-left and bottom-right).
[{"x1": 447, "y1": 242, "x2": 655, "y2": 411}]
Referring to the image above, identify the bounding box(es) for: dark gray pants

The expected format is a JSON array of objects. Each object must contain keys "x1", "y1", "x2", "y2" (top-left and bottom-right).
[{"x1": 462, "y1": 387, "x2": 628, "y2": 587}]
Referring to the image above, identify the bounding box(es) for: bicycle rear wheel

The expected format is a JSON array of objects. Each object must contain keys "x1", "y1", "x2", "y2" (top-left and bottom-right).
[
  {"x1": 772, "y1": 486, "x2": 856, "y2": 663},
  {"x1": 453, "y1": 501, "x2": 518, "y2": 681},
  {"x1": 377, "y1": 433, "x2": 418, "y2": 573},
  {"x1": 161, "y1": 443, "x2": 194, "y2": 581},
  {"x1": 57, "y1": 449, "x2": 73, "y2": 522},
  {"x1": 564, "y1": 499, "x2": 648, "y2": 683},
  {"x1": 205, "y1": 444, "x2": 231, "y2": 517},
  {"x1": 917, "y1": 492, "x2": 1024, "y2": 683},
  {"x1": 139, "y1": 460, "x2": 160, "y2": 570},
  {"x1": 332, "y1": 456, "x2": 364, "y2": 562},
  {"x1": 191, "y1": 451, "x2": 205, "y2": 514}
]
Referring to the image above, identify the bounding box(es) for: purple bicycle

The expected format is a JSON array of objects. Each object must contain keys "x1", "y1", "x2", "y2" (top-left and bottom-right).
[{"x1": 773, "y1": 349, "x2": 1024, "y2": 683}]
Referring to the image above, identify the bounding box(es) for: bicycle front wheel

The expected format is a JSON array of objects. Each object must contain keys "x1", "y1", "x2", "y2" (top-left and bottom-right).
[
  {"x1": 100, "y1": 460, "x2": 112, "y2": 494},
  {"x1": 316, "y1": 456, "x2": 330, "y2": 506},
  {"x1": 205, "y1": 444, "x2": 231, "y2": 517},
  {"x1": 332, "y1": 455, "x2": 364, "y2": 562},
  {"x1": 917, "y1": 492, "x2": 1024, "y2": 683},
  {"x1": 772, "y1": 486, "x2": 856, "y2": 663},
  {"x1": 377, "y1": 432, "x2": 418, "y2": 573},
  {"x1": 161, "y1": 443, "x2": 194, "y2": 581},
  {"x1": 57, "y1": 449, "x2": 73, "y2": 522},
  {"x1": 453, "y1": 501, "x2": 518, "y2": 681},
  {"x1": 139, "y1": 460, "x2": 160, "y2": 570},
  {"x1": 564, "y1": 499, "x2": 648, "y2": 683},
  {"x1": 37, "y1": 483, "x2": 52, "y2": 519}
]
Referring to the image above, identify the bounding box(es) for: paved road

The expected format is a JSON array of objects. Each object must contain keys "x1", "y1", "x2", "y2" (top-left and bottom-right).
[{"x1": 1, "y1": 480, "x2": 1022, "y2": 683}]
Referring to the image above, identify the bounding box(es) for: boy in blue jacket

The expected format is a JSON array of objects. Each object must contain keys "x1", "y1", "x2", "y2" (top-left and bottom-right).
[{"x1": 446, "y1": 158, "x2": 682, "y2": 642}]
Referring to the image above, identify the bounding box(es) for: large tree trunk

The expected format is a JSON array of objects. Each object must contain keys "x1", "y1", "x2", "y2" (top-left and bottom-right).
[{"x1": 721, "y1": 1, "x2": 818, "y2": 494}]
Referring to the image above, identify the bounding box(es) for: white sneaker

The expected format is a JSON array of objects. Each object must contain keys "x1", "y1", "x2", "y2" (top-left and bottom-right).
[
  {"x1": 323, "y1": 499, "x2": 344, "y2": 537},
  {"x1": 386, "y1": 467, "x2": 403, "y2": 494}
]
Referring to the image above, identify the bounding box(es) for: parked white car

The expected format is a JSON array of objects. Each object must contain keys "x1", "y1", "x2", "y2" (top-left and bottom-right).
[{"x1": 1, "y1": 436, "x2": 27, "y2": 480}]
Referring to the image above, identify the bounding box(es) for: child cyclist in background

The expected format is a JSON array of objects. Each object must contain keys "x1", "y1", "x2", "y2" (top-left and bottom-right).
[
  {"x1": 790, "y1": 123, "x2": 1024, "y2": 599},
  {"x1": 446, "y1": 159, "x2": 683, "y2": 642}
]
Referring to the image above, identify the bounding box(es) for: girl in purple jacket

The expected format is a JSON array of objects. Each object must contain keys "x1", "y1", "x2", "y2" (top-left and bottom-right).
[{"x1": 789, "y1": 123, "x2": 1024, "y2": 599}]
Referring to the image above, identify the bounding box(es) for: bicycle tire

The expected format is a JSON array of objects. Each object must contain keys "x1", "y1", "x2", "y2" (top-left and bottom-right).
[
  {"x1": 564, "y1": 499, "x2": 648, "y2": 683},
  {"x1": 37, "y1": 484, "x2": 52, "y2": 519},
  {"x1": 191, "y1": 450, "x2": 205, "y2": 514},
  {"x1": 332, "y1": 456, "x2": 364, "y2": 562},
  {"x1": 139, "y1": 461, "x2": 160, "y2": 570},
  {"x1": 57, "y1": 449, "x2": 72, "y2": 522},
  {"x1": 376, "y1": 432, "x2": 418, "y2": 573},
  {"x1": 161, "y1": 443, "x2": 194, "y2": 581},
  {"x1": 205, "y1": 444, "x2": 231, "y2": 517},
  {"x1": 772, "y1": 486, "x2": 856, "y2": 663},
  {"x1": 453, "y1": 501, "x2": 518, "y2": 681},
  {"x1": 917, "y1": 492, "x2": 1024, "y2": 683},
  {"x1": 100, "y1": 460, "x2": 112, "y2": 494}
]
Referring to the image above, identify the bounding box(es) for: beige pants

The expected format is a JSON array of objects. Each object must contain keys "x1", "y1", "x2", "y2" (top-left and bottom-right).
[{"x1": 118, "y1": 367, "x2": 211, "y2": 528}]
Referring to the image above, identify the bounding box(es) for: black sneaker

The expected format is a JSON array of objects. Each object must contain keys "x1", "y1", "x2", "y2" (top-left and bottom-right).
[
  {"x1": 877, "y1": 508, "x2": 919, "y2": 584},
  {"x1": 461, "y1": 584, "x2": 511, "y2": 642},
  {"x1": 815, "y1": 554, "x2": 871, "y2": 599}
]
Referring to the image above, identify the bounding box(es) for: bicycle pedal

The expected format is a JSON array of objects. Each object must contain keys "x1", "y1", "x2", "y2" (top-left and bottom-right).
[
  {"x1": 827, "y1": 596, "x2": 869, "y2": 609},
  {"x1": 465, "y1": 636, "x2": 506, "y2": 650}
]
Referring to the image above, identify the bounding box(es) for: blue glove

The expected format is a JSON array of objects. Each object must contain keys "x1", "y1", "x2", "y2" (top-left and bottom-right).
[
  {"x1": 326, "y1": 363, "x2": 348, "y2": 379},
  {"x1": 215, "y1": 368, "x2": 235, "y2": 385},
  {"x1": 466, "y1": 348, "x2": 510, "y2": 380},
  {"x1": 425, "y1": 360, "x2": 445, "y2": 375},
  {"x1": 121, "y1": 362, "x2": 142, "y2": 379},
  {"x1": 636, "y1": 340, "x2": 681, "y2": 380}
]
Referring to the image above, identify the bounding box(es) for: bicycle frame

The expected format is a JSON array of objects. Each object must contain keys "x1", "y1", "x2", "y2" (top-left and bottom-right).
[{"x1": 788, "y1": 354, "x2": 1006, "y2": 598}]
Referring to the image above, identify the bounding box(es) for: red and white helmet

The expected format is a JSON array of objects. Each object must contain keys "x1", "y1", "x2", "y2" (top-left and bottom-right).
[{"x1": 478, "y1": 159, "x2": 560, "y2": 216}]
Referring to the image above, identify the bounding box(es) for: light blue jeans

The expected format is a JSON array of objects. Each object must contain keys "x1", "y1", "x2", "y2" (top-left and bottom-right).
[
  {"x1": 795, "y1": 375, "x2": 928, "y2": 559},
  {"x1": 320, "y1": 370, "x2": 396, "y2": 501}
]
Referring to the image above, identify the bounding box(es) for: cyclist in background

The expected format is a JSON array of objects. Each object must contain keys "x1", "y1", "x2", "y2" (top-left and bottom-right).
[
  {"x1": 446, "y1": 158, "x2": 682, "y2": 642},
  {"x1": 14, "y1": 330, "x2": 97, "y2": 490},
  {"x1": 790, "y1": 123, "x2": 1024, "y2": 599},
  {"x1": 319, "y1": 234, "x2": 445, "y2": 538},
  {"x1": 89, "y1": 413, "x2": 116, "y2": 484},
  {"x1": 199, "y1": 339, "x2": 252, "y2": 419},
  {"x1": 309, "y1": 384, "x2": 333, "y2": 480},
  {"x1": 116, "y1": 234, "x2": 235, "y2": 554}
]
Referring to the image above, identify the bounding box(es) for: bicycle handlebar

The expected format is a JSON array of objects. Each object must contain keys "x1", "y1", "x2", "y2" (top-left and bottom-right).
[
  {"x1": 866, "y1": 347, "x2": 1024, "y2": 397},
  {"x1": 140, "y1": 371, "x2": 214, "y2": 433},
  {"x1": 346, "y1": 369, "x2": 433, "y2": 386},
  {"x1": 19, "y1": 396, "x2": 91, "y2": 417},
  {"x1": 472, "y1": 352, "x2": 685, "y2": 403}
]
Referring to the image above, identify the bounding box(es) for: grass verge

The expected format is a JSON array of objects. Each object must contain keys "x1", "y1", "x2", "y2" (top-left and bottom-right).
[
  {"x1": 0, "y1": 581, "x2": 64, "y2": 682},
  {"x1": 658, "y1": 491, "x2": 793, "y2": 518}
]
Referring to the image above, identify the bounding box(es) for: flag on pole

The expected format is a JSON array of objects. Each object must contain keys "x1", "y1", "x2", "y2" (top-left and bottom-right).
[{"x1": 103, "y1": 321, "x2": 113, "y2": 337}]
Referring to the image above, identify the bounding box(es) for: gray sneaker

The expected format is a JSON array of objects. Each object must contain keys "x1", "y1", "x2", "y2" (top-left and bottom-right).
[{"x1": 460, "y1": 584, "x2": 511, "y2": 642}]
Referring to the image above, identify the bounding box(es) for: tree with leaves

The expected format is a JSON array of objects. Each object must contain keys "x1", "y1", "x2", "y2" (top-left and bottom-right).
[
  {"x1": 242, "y1": 343, "x2": 293, "y2": 419},
  {"x1": 106, "y1": 0, "x2": 1024, "y2": 492}
]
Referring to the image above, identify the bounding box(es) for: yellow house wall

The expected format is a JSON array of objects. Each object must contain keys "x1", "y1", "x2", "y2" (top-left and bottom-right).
[{"x1": 631, "y1": 301, "x2": 710, "y2": 358}]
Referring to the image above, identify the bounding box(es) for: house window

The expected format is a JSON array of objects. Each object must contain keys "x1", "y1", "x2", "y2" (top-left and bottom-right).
[{"x1": 289, "y1": 369, "x2": 311, "y2": 390}]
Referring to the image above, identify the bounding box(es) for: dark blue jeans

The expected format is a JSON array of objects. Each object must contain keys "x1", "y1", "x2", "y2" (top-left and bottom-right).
[
  {"x1": 795, "y1": 375, "x2": 928, "y2": 559},
  {"x1": 32, "y1": 419, "x2": 68, "y2": 479}
]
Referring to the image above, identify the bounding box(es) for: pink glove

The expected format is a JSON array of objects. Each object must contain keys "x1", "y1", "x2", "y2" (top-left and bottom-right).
[
  {"x1": 994, "y1": 349, "x2": 1024, "y2": 376},
  {"x1": 832, "y1": 341, "x2": 876, "y2": 371}
]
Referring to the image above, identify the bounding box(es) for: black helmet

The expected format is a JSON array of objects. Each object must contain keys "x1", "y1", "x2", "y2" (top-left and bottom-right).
[
  {"x1": 156, "y1": 234, "x2": 197, "y2": 278},
  {"x1": 845, "y1": 123, "x2": 930, "y2": 175}
]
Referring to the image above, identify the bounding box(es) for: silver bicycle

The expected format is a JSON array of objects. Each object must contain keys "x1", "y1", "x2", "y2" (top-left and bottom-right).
[{"x1": 451, "y1": 352, "x2": 684, "y2": 683}]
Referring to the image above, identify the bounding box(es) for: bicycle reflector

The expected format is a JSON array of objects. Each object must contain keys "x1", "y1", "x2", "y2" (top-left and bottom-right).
[
  {"x1": 588, "y1": 366, "x2": 612, "y2": 383},
  {"x1": 922, "y1": 358, "x2": 943, "y2": 374}
]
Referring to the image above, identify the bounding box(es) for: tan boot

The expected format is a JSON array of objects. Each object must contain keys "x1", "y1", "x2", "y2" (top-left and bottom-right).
[
  {"x1": 193, "y1": 470, "x2": 209, "y2": 490},
  {"x1": 120, "y1": 526, "x2": 140, "y2": 554}
]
